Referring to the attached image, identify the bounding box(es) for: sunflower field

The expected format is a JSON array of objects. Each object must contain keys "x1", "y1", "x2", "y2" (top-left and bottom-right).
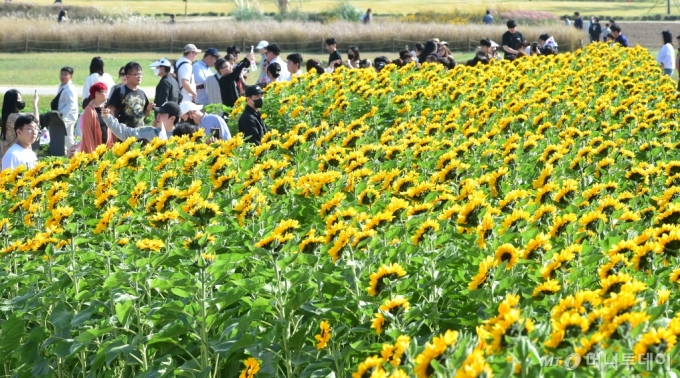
[{"x1": 2, "y1": 43, "x2": 680, "y2": 378}]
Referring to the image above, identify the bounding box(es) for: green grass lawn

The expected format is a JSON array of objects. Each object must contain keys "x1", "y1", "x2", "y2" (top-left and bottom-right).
[
  {"x1": 15, "y1": 95, "x2": 57, "y2": 116},
  {"x1": 0, "y1": 53, "x2": 165, "y2": 89},
  {"x1": 25, "y1": 0, "x2": 672, "y2": 17}
]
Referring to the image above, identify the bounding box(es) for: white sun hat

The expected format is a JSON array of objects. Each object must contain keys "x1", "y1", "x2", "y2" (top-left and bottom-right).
[
  {"x1": 150, "y1": 58, "x2": 174, "y2": 73},
  {"x1": 179, "y1": 101, "x2": 203, "y2": 117}
]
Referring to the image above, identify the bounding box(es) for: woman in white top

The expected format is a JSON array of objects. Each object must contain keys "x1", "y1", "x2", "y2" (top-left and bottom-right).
[
  {"x1": 658, "y1": 31, "x2": 676, "y2": 76},
  {"x1": 82, "y1": 57, "x2": 116, "y2": 103}
]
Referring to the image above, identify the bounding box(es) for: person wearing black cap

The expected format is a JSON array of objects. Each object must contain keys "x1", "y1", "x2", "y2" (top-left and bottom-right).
[
  {"x1": 263, "y1": 43, "x2": 290, "y2": 83},
  {"x1": 238, "y1": 86, "x2": 267, "y2": 146},
  {"x1": 102, "y1": 101, "x2": 181, "y2": 142},
  {"x1": 501, "y1": 20, "x2": 525, "y2": 60},
  {"x1": 218, "y1": 50, "x2": 256, "y2": 108},
  {"x1": 194, "y1": 47, "x2": 221, "y2": 106},
  {"x1": 467, "y1": 38, "x2": 493, "y2": 66}
]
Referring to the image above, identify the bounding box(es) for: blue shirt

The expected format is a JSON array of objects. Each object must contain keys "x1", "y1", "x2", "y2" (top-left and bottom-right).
[
  {"x1": 483, "y1": 14, "x2": 494, "y2": 24},
  {"x1": 193, "y1": 60, "x2": 214, "y2": 105},
  {"x1": 574, "y1": 18, "x2": 583, "y2": 29},
  {"x1": 615, "y1": 34, "x2": 629, "y2": 47},
  {"x1": 199, "y1": 114, "x2": 231, "y2": 140}
]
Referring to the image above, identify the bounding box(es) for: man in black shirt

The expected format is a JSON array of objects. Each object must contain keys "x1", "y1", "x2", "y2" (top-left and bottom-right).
[
  {"x1": 326, "y1": 37, "x2": 342, "y2": 69},
  {"x1": 501, "y1": 20, "x2": 525, "y2": 60},
  {"x1": 151, "y1": 58, "x2": 180, "y2": 112},
  {"x1": 219, "y1": 53, "x2": 254, "y2": 107},
  {"x1": 238, "y1": 85, "x2": 267, "y2": 146},
  {"x1": 107, "y1": 62, "x2": 153, "y2": 129}
]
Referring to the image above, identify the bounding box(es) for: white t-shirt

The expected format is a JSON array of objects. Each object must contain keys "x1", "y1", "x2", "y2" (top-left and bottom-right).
[
  {"x1": 285, "y1": 70, "x2": 303, "y2": 82},
  {"x1": 176, "y1": 57, "x2": 196, "y2": 102},
  {"x1": 657, "y1": 43, "x2": 676, "y2": 69},
  {"x1": 82, "y1": 73, "x2": 116, "y2": 99},
  {"x1": 2, "y1": 143, "x2": 37, "y2": 171},
  {"x1": 264, "y1": 56, "x2": 290, "y2": 83}
]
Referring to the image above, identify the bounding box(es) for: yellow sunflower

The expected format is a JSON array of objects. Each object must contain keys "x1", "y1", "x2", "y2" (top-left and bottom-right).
[
  {"x1": 633, "y1": 328, "x2": 677, "y2": 361},
  {"x1": 367, "y1": 263, "x2": 407, "y2": 296},
  {"x1": 314, "y1": 321, "x2": 331, "y2": 350},
  {"x1": 468, "y1": 256, "x2": 497, "y2": 290},
  {"x1": 412, "y1": 219, "x2": 440, "y2": 245},
  {"x1": 532, "y1": 279, "x2": 561, "y2": 297},
  {"x1": 239, "y1": 358, "x2": 260, "y2": 378},
  {"x1": 494, "y1": 244, "x2": 521, "y2": 270},
  {"x1": 413, "y1": 330, "x2": 458, "y2": 378}
]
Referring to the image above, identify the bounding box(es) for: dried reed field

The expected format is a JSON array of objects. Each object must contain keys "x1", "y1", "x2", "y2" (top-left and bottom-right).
[{"x1": 0, "y1": 19, "x2": 585, "y2": 53}]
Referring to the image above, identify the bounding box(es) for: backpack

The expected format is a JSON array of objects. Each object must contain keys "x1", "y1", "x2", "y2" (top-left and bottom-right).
[{"x1": 174, "y1": 59, "x2": 190, "y2": 103}]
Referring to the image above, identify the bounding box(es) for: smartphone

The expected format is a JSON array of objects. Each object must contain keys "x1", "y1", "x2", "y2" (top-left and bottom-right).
[
  {"x1": 532, "y1": 42, "x2": 538, "y2": 49},
  {"x1": 211, "y1": 128, "x2": 220, "y2": 139}
]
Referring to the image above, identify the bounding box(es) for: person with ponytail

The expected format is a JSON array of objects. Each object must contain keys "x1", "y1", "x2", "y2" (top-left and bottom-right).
[{"x1": 1, "y1": 89, "x2": 40, "y2": 157}]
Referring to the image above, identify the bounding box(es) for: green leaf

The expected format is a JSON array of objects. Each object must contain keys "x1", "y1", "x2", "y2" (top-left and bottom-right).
[
  {"x1": 147, "y1": 322, "x2": 189, "y2": 345},
  {"x1": 31, "y1": 357, "x2": 51, "y2": 377},
  {"x1": 284, "y1": 287, "x2": 315, "y2": 311},
  {"x1": 71, "y1": 304, "x2": 97, "y2": 327},
  {"x1": 50, "y1": 303, "x2": 71, "y2": 329},
  {"x1": 75, "y1": 327, "x2": 113, "y2": 343},
  {"x1": 0, "y1": 313, "x2": 25, "y2": 356},
  {"x1": 171, "y1": 288, "x2": 192, "y2": 298},
  {"x1": 213, "y1": 288, "x2": 246, "y2": 309},
  {"x1": 103, "y1": 271, "x2": 127, "y2": 290},
  {"x1": 115, "y1": 301, "x2": 133, "y2": 325},
  {"x1": 211, "y1": 333, "x2": 256, "y2": 360},
  {"x1": 105, "y1": 341, "x2": 132, "y2": 365}
]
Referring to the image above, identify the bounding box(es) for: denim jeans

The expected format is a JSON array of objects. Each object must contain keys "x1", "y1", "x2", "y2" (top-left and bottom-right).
[{"x1": 663, "y1": 68, "x2": 674, "y2": 76}]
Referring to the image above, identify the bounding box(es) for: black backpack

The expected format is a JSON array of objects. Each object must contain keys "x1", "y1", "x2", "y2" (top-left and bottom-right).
[{"x1": 174, "y1": 60, "x2": 190, "y2": 103}]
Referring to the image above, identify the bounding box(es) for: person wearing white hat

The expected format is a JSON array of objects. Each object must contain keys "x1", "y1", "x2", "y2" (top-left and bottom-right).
[
  {"x1": 179, "y1": 101, "x2": 231, "y2": 141},
  {"x1": 150, "y1": 58, "x2": 180, "y2": 111},
  {"x1": 255, "y1": 40, "x2": 269, "y2": 83},
  {"x1": 176, "y1": 44, "x2": 201, "y2": 102},
  {"x1": 489, "y1": 40, "x2": 502, "y2": 60}
]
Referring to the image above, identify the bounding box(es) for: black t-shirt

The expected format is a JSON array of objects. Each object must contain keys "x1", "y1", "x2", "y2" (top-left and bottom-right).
[
  {"x1": 108, "y1": 85, "x2": 149, "y2": 128},
  {"x1": 328, "y1": 50, "x2": 342, "y2": 66},
  {"x1": 501, "y1": 31, "x2": 525, "y2": 58}
]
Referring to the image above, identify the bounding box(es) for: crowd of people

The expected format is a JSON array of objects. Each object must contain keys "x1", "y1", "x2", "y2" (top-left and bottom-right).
[{"x1": 0, "y1": 19, "x2": 677, "y2": 171}]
